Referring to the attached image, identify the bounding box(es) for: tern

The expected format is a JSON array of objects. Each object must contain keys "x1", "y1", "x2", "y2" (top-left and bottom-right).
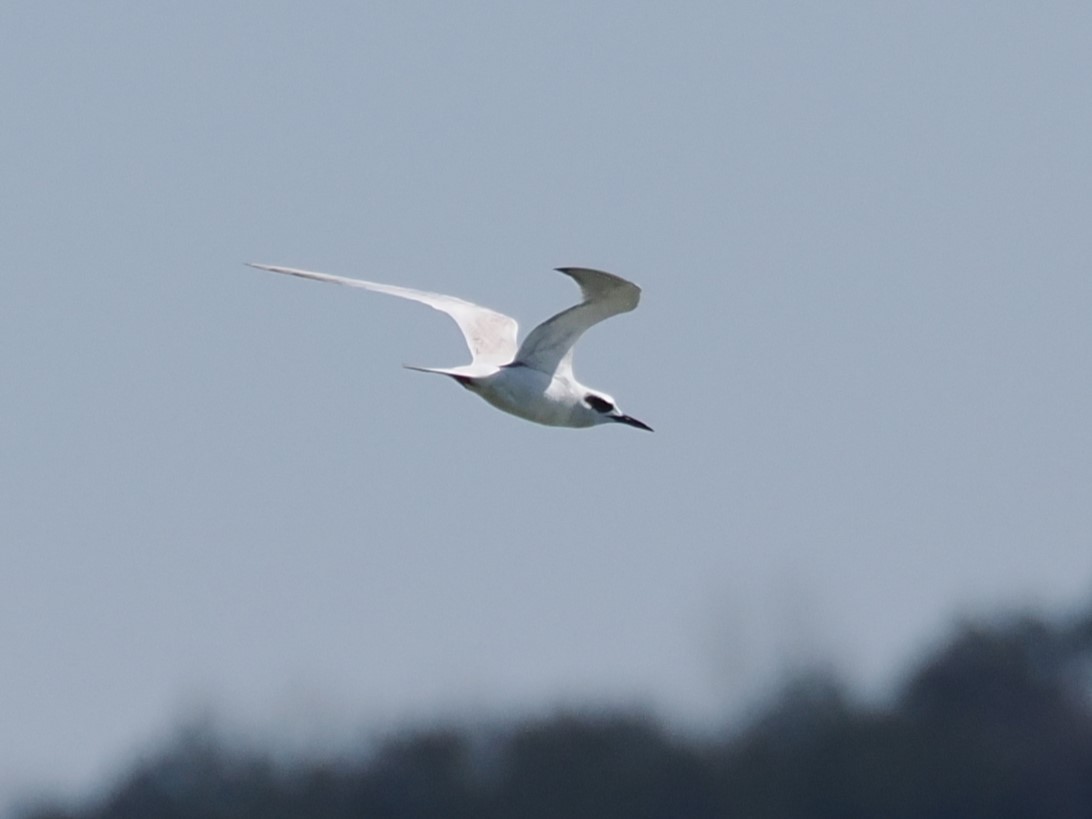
[{"x1": 248, "y1": 263, "x2": 653, "y2": 431}]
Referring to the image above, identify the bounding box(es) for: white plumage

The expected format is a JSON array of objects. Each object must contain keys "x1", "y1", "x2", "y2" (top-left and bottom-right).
[{"x1": 248, "y1": 263, "x2": 652, "y2": 431}]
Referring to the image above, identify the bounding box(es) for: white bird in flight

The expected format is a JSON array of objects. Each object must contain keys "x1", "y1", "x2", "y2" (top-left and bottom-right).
[{"x1": 248, "y1": 263, "x2": 653, "y2": 431}]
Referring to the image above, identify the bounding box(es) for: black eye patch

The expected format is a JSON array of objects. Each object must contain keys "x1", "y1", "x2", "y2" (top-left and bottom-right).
[{"x1": 585, "y1": 395, "x2": 615, "y2": 413}]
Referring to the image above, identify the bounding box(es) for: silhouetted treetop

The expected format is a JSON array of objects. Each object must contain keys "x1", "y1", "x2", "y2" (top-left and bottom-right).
[{"x1": 20, "y1": 600, "x2": 1092, "y2": 819}]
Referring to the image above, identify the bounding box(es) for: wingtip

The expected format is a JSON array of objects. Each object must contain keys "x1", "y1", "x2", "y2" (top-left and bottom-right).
[
  {"x1": 246, "y1": 262, "x2": 288, "y2": 275},
  {"x1": 553, "y1": 266, "x2": 641, "y2": 297},
  {"x1": 554, "y1": 266, "x2": 612, "y2": 276}
]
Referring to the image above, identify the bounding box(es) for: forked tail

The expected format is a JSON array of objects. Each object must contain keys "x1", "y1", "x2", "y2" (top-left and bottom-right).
[{"x1": 403, "y1": 364, "x2": 481, "y2": 387}]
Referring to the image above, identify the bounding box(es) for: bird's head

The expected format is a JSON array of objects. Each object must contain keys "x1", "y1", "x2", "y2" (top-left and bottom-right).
[{"x1": 581, "y1": 392, "x2": 653, "y2": 431}]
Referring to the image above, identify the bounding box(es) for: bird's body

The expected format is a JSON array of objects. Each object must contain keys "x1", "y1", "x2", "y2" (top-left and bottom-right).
[
  {"x1": 460, "y1": 365, "x2": 595, "y2": 428},
  {"x1": 248, "y1": 263, "x2": 652, "y2": 431}
]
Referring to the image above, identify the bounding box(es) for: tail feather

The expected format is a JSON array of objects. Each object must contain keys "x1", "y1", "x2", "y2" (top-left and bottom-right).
[{"x1": 403, "y1": 364, "x2": 486, "y2": 387}]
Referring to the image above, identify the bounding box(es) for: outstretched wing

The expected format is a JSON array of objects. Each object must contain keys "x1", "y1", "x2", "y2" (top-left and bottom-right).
[
  {"x1": 247, "y1": 263, "x2": 519, "y2": 367},
  {"x1": 514, "y1": 267, "x2": 641, "y2": 376}
]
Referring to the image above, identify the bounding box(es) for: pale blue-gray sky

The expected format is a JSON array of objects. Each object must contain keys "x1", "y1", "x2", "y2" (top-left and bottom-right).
[{"x1": 4, "y1": 2, "x2": 1092, "y2": 810}]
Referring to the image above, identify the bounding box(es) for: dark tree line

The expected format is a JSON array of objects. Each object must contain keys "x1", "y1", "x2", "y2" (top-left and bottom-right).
[{"x1": 23, "y1": 602, "x2": 1092, "y2": 819}]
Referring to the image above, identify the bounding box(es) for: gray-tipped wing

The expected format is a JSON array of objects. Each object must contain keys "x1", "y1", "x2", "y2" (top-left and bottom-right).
[
  {"x1": 513, "y1": 267, "x2": 641, "y2": 376},
  {"x1": 247, "y1": 263, "x2": 519, "y2": 367}
]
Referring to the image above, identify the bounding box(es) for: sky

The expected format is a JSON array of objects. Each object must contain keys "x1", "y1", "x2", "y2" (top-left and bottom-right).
[{"x1": 3, "y1": 1, "x2": 1092, "y2": 811}]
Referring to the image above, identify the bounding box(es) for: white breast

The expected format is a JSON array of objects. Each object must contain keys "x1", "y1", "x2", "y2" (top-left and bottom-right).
[{"x1": 471, "y1": 367, "x2": 592, "y2": 427}]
